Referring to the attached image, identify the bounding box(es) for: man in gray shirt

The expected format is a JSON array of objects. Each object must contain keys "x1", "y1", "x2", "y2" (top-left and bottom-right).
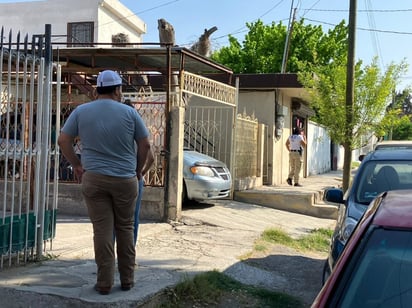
[{"x1": 58, "y1": 70, "x2": 151, "y2": 295}]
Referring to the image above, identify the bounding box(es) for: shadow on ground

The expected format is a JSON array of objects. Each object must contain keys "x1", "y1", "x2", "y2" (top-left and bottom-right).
[{"x1": 224, "y1": 245, "x2": 326, "y2": 307}]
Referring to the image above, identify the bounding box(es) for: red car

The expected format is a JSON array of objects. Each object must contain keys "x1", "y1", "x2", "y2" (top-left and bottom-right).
[{"x1": 312, "y1": 189, "x2": 412, "y2": 307}]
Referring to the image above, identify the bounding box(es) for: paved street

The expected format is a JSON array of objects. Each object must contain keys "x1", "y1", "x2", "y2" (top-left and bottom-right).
[{"x1": 0, "y1": 196, "x2": 336, "y2": 307}]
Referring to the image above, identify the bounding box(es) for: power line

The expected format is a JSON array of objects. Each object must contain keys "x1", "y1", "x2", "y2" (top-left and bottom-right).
[
  {"x1": 302, "y1": 8, "x2": 412, "y2": 13},
  {"x1": 50, "y1": 0, "x2": 412, "y2": 50},
  {"x1": 212, "y1": 18, "x2": 291, "y2": 43},
  {"x1": 135, "y1": 0, "x2": 181, "y2": 15},
  {"x1": 97, "y1": 0, "x2": 288, "y2": 47},
  {"x1": 304, "y1": 18, "x2": 412, "y2": 35},
  {"x1": 300, "y1": 0, "x2": 322, "y2": 18},
  {"x1": 214, "y1": 3, "x2": 412, "y2": 47},
  {"x1": 365, "y1": 0, "x2": 384, "y2": 69},
  {"x1": 97, "y1": 0, "x2": 182, "y2": 31},
  {"x1": 224, "y1": 0, "x2": 286, "y2": 40}
]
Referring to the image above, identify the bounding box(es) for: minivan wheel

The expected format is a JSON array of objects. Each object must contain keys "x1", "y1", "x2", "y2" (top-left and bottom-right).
[
  {"x1": 322, "y1": 259, "x2": 331, "y2": 285},
  {"x1": 182, "y1": 182, "x2": 188, "y2": 204}
]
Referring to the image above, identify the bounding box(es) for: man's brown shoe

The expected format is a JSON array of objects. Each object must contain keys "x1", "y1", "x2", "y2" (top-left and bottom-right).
[
  {"x1": 94, "y1": 284, "x2": 111, "y2": 295},
  {"x1": 121, "y1": 282, "x2": 134, "y2": 291}
]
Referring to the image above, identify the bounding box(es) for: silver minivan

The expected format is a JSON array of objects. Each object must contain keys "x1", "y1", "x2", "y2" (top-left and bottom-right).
[
  {"x1": 183, "y1": 148, "x2": 232, "y2": 202},
  {"x1": 374, "y1": 140, "x2": 412, "y2": 150},
  {"x1": 322, "y1": 149, "x2": 412, "y2": 284}
]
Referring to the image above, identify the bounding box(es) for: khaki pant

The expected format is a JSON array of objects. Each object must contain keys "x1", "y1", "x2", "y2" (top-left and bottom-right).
[
  {"x1": 288, "y1": 151, "x2": 303, "y2": 184},
  {"x1": 82, "y1": 171, "x2": 138, "y2": 288}
]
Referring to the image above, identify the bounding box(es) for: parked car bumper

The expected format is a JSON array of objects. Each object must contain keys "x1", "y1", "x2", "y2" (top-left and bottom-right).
[
  {"x1": 184, "y1": 177, "x2": 231, "y2": 200},
  {"x1": 183, "y1": 149, "x2": 232, "y2": 202}
]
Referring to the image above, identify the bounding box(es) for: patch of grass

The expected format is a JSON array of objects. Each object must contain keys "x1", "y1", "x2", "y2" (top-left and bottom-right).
[
  {"x1": 41, "y1": 253, "x2": 60, "y2": 261},
  {"x1": 254, "y1": 243, "x2": 268, "y2": 252},
  {"x1": 158, "y1": 270, "x2": 304, "y2": 308},
  {"x1": 239, "y1": 243, "x2": 268, "y2": 260},
  {"x1": 153, "y1": 228, "x2": 333, "y2": 307},
  {"x1": 351, "y1": 161, "x2": 361, "y2": 169},
  {"x1": 260, "y1": 227, "x2": 333, "y2": 253}
]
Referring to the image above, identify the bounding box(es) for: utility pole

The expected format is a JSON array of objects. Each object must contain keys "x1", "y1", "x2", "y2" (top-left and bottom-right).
[
  {"x1": 281, "y1": 0, "x2": 296, "y2": 73},
  {"x1": 343, "y1": 0, "x2": 357, "y2": 192}
]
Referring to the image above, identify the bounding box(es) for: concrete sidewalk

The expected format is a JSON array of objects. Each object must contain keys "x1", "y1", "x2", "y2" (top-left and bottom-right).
[
  {"x1": 234, "y1": 170, "x2": 343, "y2": 219},
  {"x1": 0, "y1": 172, "x2": 341, "y2": 307}
]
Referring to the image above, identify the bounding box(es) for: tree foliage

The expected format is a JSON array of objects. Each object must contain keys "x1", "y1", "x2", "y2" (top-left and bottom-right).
[
  {"x1": 211, "y1": 19, "x2": 348, "y2": 74},
  {"x1": 391, "y1": 116, "x2": 412, "y2": 140},
  {"x1": 212, "y1": 18, "x2": 407, "y2": 148},
  {"x1": 384, "y1": 89, "x2": 412, "y2": 140},
  {"x1": 300, "y1": 58, "x2": 407, "y2": 149},
  {"x1": 211, "y1": 17, "x2": 408, "y2": 190}
]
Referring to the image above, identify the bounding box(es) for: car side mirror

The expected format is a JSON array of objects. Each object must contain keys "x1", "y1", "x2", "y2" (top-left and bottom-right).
[
  {"x1": 324, "y1": 188, "x2": 344, "y2": 204},
  {"x1": 358, "y1": 154, "x2": 365, "y2": 162}
]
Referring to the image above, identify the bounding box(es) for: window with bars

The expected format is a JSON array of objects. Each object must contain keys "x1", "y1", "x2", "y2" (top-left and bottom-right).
[{"x1": 67, "y1": 22, "x2": 94, "y2": 47}]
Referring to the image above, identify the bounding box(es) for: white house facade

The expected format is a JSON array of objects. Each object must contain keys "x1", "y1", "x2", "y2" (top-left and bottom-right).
[{"x1": 0, "y1": 0, "x2": 146, "y2": 46}]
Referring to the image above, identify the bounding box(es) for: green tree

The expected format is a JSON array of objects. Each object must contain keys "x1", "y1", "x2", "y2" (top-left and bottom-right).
[
  {"x1": 383, "y1": 89, "x2": 412, "y2": 140},
  {"x1": 300, "y1": 57, "x2": 407, "y2": 152},
  {"x1": 212, "y1": 18, "x2": 407, "y2": 191},
  {"x1": 391, "y1": 116, "x2": 412, "y2": 140},
  {"x1": 388, "y1": 90, "x2": 412, "y2": 115},
  {"x1": 211, "y1": 19, "x2": 348, "y2": 74},
  {"x1": 375, "y1": 109, "x2": 403, "y2": 140}
]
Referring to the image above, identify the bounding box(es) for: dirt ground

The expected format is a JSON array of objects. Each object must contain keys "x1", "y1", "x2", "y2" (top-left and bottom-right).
[
  {"x1": 151, "y1": 243, "x2": 327, "y2": 308},
  {"x1": 144, "y1": 202, "x2": 331, "y2": 308},
  {"x1": 243, "y1": 243, "x2": 327, "y2": 306}
]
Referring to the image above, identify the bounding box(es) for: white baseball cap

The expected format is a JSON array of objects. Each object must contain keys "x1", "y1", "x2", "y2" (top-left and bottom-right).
[{"x1": 96, "y1": 70, "x2": 122, "y2": 87}]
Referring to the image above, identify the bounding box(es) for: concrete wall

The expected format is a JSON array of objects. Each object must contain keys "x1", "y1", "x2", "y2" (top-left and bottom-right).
[
  {"x1": 237, "y1": 89, "x2": 338, "y2": 184},
  {"x1": 58, "y1": 106, "x2": 184, "y2": 222},
  {"x1": 57, "y1": 183, "x2": 165, "y2": 221},
  {"x1": 233, "y1": 117, "x2": 263, "y2": 191},
  {"x1": 0, "y1": 0, "x2": 145, "y2": 45},
  {"x1": 274, "y1": 90, "x2": 292, "y2": 186},
  {"x1": 165, "y1": 106, "x2": 184, "y2": 221},
  {"x1": 237, "y1": 89, "x2": 293, "y2": 186},
  {"x1": 237, "y1": 91, "x2": 276, "y2": 128},
  {"x1": 274, "y1": 123, "x2": 290, "y2": 186},
  {"x1": 0, "y1": 178, "x2": 165, "y2": 221},
  {"x1": 238, "y1": 91, "x2": 275, "y2": 184}
]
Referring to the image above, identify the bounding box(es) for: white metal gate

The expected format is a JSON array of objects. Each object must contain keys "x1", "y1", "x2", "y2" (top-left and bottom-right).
[
  {"x1": 0, "y1": 25, "x2": 59, "y2": 269},
  {"x1": 182, "y1": 72, "x2": 237, "y2": 172}
]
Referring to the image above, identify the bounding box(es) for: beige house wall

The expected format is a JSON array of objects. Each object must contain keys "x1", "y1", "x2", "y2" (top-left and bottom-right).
[
  {"x1": 273, "y1": 90, "x2": 294, "y2": 186},
  {"x1": 237, "y1": 89, "x2": 300, "y2": 186},
  {"x1": 274, "y1": 112, "x2": 291, "y2": 187},
  {"x1": 237, "y1": 91, "x2": 274, "y2": 184}
]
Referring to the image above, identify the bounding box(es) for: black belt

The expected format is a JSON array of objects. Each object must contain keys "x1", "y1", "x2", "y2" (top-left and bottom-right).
[{"x1": 291, "y1": 150, "x2": 300, "y2": 152}]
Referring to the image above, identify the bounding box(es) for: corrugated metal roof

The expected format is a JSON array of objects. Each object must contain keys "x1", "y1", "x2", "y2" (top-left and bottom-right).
[{"x1": 53, "y1": 46, "x2": 233, "y2": 83}]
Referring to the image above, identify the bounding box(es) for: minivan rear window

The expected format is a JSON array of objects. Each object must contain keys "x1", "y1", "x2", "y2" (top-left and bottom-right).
[{"x1": 355, "y1": 161, "x2": 412, "y2": 204}]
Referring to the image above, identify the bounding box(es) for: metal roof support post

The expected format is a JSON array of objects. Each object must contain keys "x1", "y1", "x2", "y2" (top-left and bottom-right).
[
  {"x1": 164, "y1": 44, "x2": 172, "y2": 221},
  {"x1": 164, "y1": 45, "x2": 185, "y2": 222},
  {"x1": 166, "y1": 106, "x2": 184, "y2": 221}
]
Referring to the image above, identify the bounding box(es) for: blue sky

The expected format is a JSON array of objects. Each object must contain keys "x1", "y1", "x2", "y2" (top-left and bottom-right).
[
  {"x1": 123, "y1": 0, "x2": 412, "y2": 90},
  {"x1": 2, "y1": 0, "x2": 411, "y2": 89}
]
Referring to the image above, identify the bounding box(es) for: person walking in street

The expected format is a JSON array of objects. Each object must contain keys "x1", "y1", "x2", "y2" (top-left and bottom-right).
[
  {"x1": 73, "y1": 136, "x2": 82, "y2": 160},
  {"x1": 285, "y1": 127, "x2": 306, "y2": 187},
  {"x1": 57, "y1": 70, "x2": 151, "y2": 295}
]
